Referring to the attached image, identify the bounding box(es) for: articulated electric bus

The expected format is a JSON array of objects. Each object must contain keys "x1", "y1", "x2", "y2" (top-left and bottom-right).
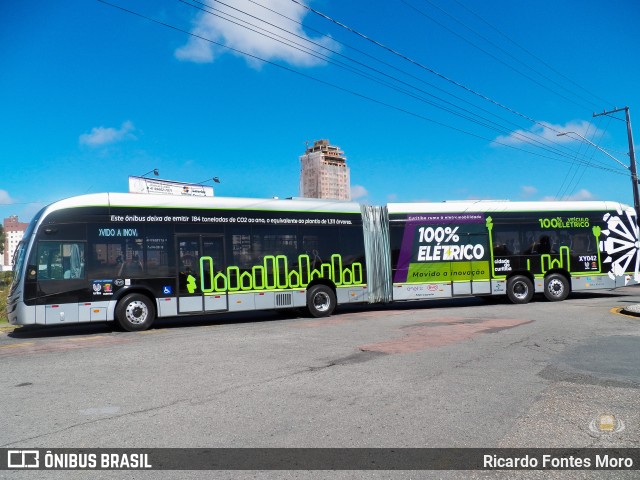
[{"x1": 7, "y1": 193, "x2": 639, "y2": 331}]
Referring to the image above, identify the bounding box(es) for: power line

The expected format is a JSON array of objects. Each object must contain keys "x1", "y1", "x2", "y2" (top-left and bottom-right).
[
  {"x1": 450, "y1": 0, "x2": 612, "y2": 107},
  {"x1": 283, "y1": 0, "x2": 624, "y2": 171},
  {"x1": 181, "y1": 0, "x2": 594, "y2": 162},
  {"x1": 555, "y1": 120, "x2": 599, "y2": 199},
  {"x1": 564, "y1": 117, "x2": 614, "y2": 199},
  {"x1": 240, "y1": 0, "x2": 616, "y2": 168},
  {"x1": 563, "y1": 122, "x2": 603, "y2": 198},
  {"x1": 399, "y1": 0, "x2": 597, "y2": 111},
  {"x1": 183, "y1": 0, "x2": 624, "y2": 168},
  {"x1": 287, "y1": 0, "x2": 582, "y2": 142},
  {"x1": 283, "y1": 0, "x2": 628, "y2": 187},
  {"x1": 556, "y1": 119, "x2": 603, "y2": 199},
  {"x1": 96, "y1": 0, "x2": 628, "y2": 178},
  {"x1": 241, "y1": 0, "x2": 585, "y2": 153}
]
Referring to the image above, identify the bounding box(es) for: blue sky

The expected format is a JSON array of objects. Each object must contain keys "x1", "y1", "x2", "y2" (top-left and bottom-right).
[{"x1": 2, "y1": 0, "x2": 639, "y2": 223}]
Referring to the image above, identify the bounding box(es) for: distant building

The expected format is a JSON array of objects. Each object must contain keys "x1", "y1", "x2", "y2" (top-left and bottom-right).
[
  {"x1": 3, "y1": 215, "x2": 29, "y2": 270},
  {"x1": 299, "y1": 139, "x2": 351, "y2": 201}
]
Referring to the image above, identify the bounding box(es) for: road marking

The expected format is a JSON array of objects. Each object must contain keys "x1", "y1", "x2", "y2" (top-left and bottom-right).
[{"x1": 611, "y1": 307, "x2": 640, "y2": 319}]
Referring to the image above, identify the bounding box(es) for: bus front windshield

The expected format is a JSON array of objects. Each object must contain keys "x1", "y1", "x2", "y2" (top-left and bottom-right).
[
  {"x1": 9, "y1": 209, "x2": 44, "y2": 294},
  {"x1": 10, "y1": 241, "x2": 28, "y2": 291}
]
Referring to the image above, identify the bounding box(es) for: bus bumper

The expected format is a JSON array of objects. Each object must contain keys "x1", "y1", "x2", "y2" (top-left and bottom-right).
[{"x1": 8, "y1": 301, "x2": 37, "y2": 326}]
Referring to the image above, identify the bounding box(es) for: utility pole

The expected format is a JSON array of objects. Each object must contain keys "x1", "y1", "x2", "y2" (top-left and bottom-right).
[{"x1": 593, "y1": 107, "x2": 639, "y2": 218}]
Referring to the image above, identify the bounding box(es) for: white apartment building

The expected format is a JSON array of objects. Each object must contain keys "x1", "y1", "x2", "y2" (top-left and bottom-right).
[
  {"x1": 3, "y1": 215, "x2": 28, "y2": 270},
  {"x1": 299, "y1": 139, "x2": 351, "y2": 201}
]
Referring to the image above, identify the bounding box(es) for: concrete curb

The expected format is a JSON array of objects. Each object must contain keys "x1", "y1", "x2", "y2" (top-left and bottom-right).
[{"x1": 621, "y1": 304, "x2": 640, "y2": 317}]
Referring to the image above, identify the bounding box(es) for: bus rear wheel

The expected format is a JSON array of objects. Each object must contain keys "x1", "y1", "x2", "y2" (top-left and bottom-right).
[
  {"x1": 544, "y1": 273, "x2": 569, "y2": 302},
  {"x1": 116, "y1": 293, "x2": 155, "y2": 331},
  {"x1": 306, "y1": 285, "x2": 336, "y2": 318},
  {"x1": 506, "y1": 275, "x2": 534, "y2": 304}
]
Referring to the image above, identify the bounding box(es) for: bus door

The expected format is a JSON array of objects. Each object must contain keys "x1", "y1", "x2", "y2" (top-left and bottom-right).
[
  {"x1": 30, "y1": 241, "x2": 87, "y2": 324},
  {"x1": 451, "y1": 233, "x2": 491, "y2": 296},
  {"x1": 177, "y1": 235, "x2": 227, "y2": 314}
]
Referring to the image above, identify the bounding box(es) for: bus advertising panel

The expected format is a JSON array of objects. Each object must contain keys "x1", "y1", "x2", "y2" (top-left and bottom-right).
[{"x1": 392, "y1": 213, "x2": 490, "y2": 285}]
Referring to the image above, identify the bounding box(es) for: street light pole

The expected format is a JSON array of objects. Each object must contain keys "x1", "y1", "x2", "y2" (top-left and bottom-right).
[
  {"x1": 196, "y1": 177, "x2": 221, "y2": 184},
  {"x1": 556, "y1": 132, "x2": 629, "y2": 169},
  {"x1": 140, "y1": 168, "x2": 159, "y2": 178},
  {"x1": 593, "y1": 107, "x2": 640, "y2": 218}
]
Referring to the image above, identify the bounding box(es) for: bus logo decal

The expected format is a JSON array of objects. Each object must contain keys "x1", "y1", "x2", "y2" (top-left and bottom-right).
[
  {"x1": 599, "y1": 206, "x2": 640, "y2": 282},
  {"x1": 7, "y1": 450, "x2": 40, "y2": 468}
]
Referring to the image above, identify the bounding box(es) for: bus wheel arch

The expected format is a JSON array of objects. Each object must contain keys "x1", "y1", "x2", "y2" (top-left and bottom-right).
[
  {"x1": 543, "y1": 272, "x2": 570, "y2": 302},
  {"x1": 506, "y1": 274, "x2": 534, "y2": 304},
  {"x1": 115, "y1": 292, "x2": 156, "y2": 331},
  {"x1": 306, "y1": 282, "x2": 337, "y2": 318}
]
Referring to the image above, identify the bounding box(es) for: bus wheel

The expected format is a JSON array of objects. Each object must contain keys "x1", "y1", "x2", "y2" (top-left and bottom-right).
[
  {"x1": 506, "y1": 275, "x2": 534, "y2": 304},
  {"x1": 116, "y1": 293, "x2": 155, "y2": 331},
  {"x1": 544, "y1": 273, "x2": 569, "y2": 302},
  {"x1": 306, "y1": 285, "x2": 336, "y2": 318}
]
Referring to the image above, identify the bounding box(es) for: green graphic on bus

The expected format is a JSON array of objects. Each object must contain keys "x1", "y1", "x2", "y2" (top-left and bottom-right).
[
  {"x1": 534, "y1": 246, "x2": 572, "y2": 272},
  {"x1": 186, "y1": 275, "x2": 198, "y2": 294},
  {"x1": 194, "y1": 253, "x2": 364, "y2": 293},
  {"x1": 486, "y1": 216, "x2": 605, "y2": 278}
]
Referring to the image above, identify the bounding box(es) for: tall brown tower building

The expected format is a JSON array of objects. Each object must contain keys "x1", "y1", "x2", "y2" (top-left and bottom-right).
[{"x1": 299, "y1": 139, "x2": 351, "y2": 201}]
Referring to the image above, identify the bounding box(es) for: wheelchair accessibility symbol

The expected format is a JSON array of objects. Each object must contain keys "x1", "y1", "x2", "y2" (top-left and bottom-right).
[{"x1": 163, "y1": 286, "x2": 173, "y2": 295}]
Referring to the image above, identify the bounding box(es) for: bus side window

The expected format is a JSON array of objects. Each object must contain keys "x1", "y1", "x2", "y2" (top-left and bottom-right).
[
  {"x1": 537, "y1": 235, "x2": 552, "y2": 254},
  {"x1": 34, "y1": 242, "x2": 85, "y2": 280},
  {"x1": 571, "y1": 233, "x2": 591, "y2": 253},
  {"x1": 493, "y1": 230, "x2": 519, "y2": 255},
  {"x1": 91, "y1": 237, "x2": 147, "y2": 278},
  {"x1": 119, "y1": 253, "x2": 144, "y2": 277},
  {"x1": 64, "y1": 243, "x2": 85, "y2": 279}
]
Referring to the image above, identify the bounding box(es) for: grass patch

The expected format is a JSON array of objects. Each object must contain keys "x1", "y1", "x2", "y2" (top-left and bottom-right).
[{"x1": 0, "y1": 271, "x2": 12, "y2": 325}]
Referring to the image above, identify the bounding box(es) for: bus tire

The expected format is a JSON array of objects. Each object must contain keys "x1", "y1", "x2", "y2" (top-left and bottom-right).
[
  {"x1": 306, "y1": 285, "x2": 336, "y2": 318},
  {"x1": 506, "y1": 275, "x2": 534, "y2": 304},
  {"x1": 544, "y1": 273, "x2": 569, "y2": 302},
  {"x1": 115, "y1": 293, "x2": 155, "y2": 331}
]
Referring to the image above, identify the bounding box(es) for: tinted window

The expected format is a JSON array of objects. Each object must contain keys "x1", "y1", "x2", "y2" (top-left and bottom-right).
[
  {"x1": 32, "y1": 242, "x2": 85, "y2": 280},
  {"x1": 88, "y1": 224, "x2": 174, "y2": 278}
]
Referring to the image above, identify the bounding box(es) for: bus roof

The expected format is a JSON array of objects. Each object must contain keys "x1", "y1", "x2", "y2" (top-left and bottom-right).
[
  {"x1": 387, "y1": 199, "x2": 631, "y2": 215},
  {"x1": 40, "y1": 192, "x2": 364, "y2": 215},
  {"x1": 37, "y1": 193, "x2": 633, "y2": 219}
]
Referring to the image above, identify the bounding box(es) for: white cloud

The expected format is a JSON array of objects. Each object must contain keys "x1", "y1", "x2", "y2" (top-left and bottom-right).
[
  {"x1": 520, "y1": 185, "x2": 537, "y2": 198},
  {"x1": 564, "y1": 189, "x2": 597, "y2": 201},
  {"x1": 493, "y1": 120, "x2": 601, "y2": 147},
  {"x1": 79, "y1": 121, "x2": 136, "y2": 147},
  {"x1": 175, "y1": 0, "x2": 339, "y2": 67},
  {"x1": 0, "y1": 189, "x2": 15, "y2": 205},
  {"x1": 542, "y1": 189, "x2": 596, "y2": 201},
  {"x1": 351, "y1": 184, "x2": 368, "y2": 200}
]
